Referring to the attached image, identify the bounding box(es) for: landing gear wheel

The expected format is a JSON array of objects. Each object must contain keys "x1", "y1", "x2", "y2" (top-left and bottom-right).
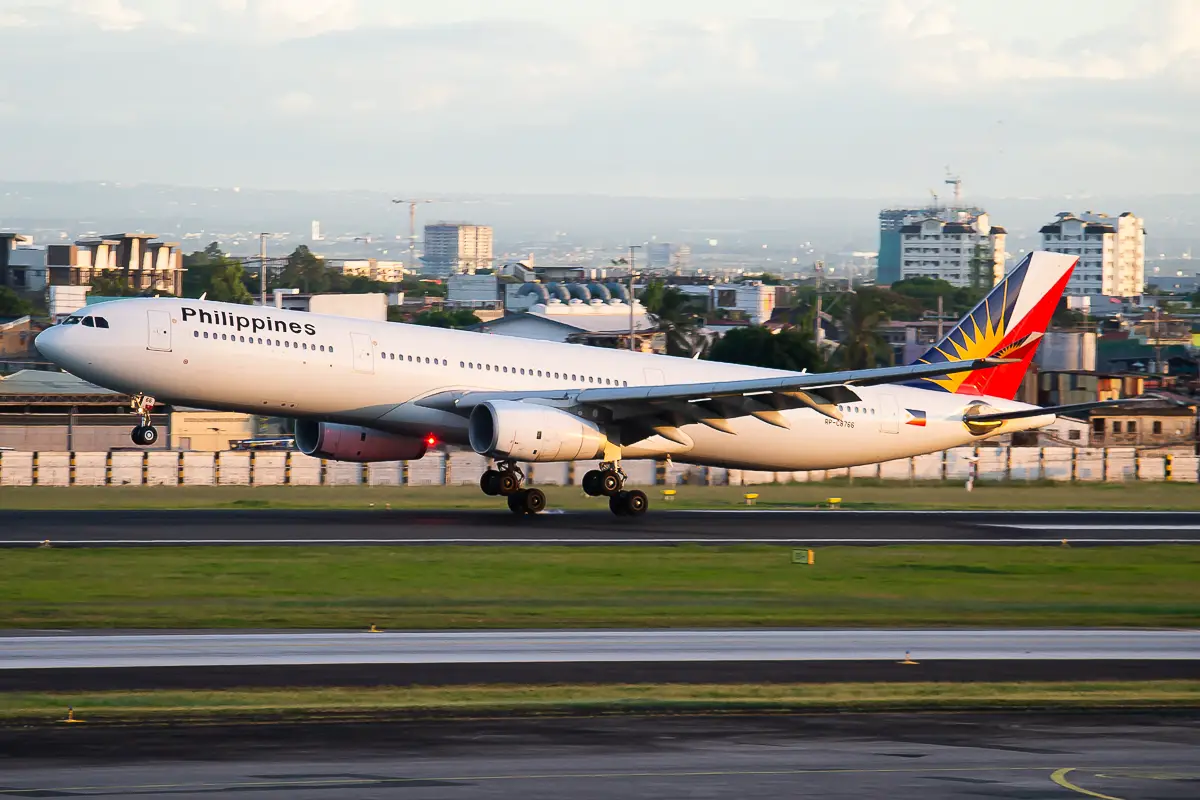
[
  {"x1": 497, "y1": 471, "x2": 521, "y2": 496},
  {"x1": 524, "y1": 488, "x2": 546, "y2": 514},
  {"x1": 480, "y1": 469, "x2": 501, "y2": 496},
  {"x1": 599, "y1": 470, "x2": 623, "y2": 496},
  {"x1": 507, "y1": 488, "x2": 547, "y2": 515},
  {"x1": 131, "y1": 425, "x2": 158, "y2": 446},
  {"x1": 582, "y1": 469, "x2": 604, "y2": 497},
  {"x1": 609, "y1": 489, "x2": 648, "y2": 517}
]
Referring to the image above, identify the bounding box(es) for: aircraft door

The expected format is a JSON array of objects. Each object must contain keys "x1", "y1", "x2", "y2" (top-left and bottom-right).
[
  {"x1": 350, "y1": 332, "x2": 375, "y2": 374},
  {"x1": 880, "y1": 393, "x2": 899, "y2": 434},
  {"x1": 146, "y1": 310, "x2": 172, "y2": 352}
]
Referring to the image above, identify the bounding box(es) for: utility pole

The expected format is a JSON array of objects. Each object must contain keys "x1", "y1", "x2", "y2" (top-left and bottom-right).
[
  {"x1": 392, "y1": 199, "x2": 434, "y2": 275},
  {"x1": 628, "y1": 244, "x2": 641, "y2": 351},
  {"x1": 814, "y1": 260, "x2": 824, "y2": 345},
  {"x1": 937, "y1": 294, "x2": 944, "y2": 341},
  {"x1": 1154, "y1": 306, "x2": 1163, "y2": 377},
  {"x1": 258, "y1": 232, "x2": 269, "y2": 306}
]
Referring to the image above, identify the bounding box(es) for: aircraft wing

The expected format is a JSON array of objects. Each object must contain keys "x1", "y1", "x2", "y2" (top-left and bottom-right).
[
  {"x1": 429, "y1": 358, "x2": 1016, "y2": 435},
  {"x1": 966, "y1": 396, "x2": 1164, "y2": 423}
]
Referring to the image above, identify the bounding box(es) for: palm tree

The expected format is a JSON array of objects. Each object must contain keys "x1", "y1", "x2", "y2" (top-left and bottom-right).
[
  {"x1": 834, "y1": 288, "x2": 894, "y2": 370},
  {"x1": 641, "y1": 281, "x2": 705, "y2": 357}
]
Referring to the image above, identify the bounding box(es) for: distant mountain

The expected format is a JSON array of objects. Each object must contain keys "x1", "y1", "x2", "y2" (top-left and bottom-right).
[{"x1": 1, "y1": 181, "x2": 1197, "y2": 260}]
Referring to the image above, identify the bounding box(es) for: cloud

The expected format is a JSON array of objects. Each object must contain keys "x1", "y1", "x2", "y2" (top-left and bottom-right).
[
  {"x1": 68, "y1": 0, "x2": 143, "y2": 31},
  {"x1": 0, "y1": 0, "x2": 1194, "y2": 197}
]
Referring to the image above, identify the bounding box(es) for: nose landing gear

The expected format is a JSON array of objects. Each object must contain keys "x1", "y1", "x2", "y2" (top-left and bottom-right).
[
  {"x1": 129, "y1": 393, "x2": 159, "y2": 446},
  {"x1": 480, "y1": 461, "x2": 547, "y2": 515}
]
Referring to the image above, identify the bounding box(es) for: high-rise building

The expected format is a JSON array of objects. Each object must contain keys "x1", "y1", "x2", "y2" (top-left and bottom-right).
[
  {"x1": 897, "y1": 212, "x2": 1006, "y2": 288},
  {"x1": 646, "y1": 242, "x2": 672, "y2": 269},
  {"x1": 310, "y1": 221, "x2": 323, "y2": 242},
  {"x1": 877, "y1": 208, "x2": 932, "y2": 284},
  {"x1": 1039, "y1": 211, "x2": 1145, "y2": 297},
  {"x1": 422, "y1": 223, "x2": 493, "y2": 276}
]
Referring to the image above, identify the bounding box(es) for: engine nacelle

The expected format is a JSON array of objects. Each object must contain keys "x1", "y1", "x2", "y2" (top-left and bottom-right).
[
  {"x1": 294, "y1": 420, "x2": 428, "y2": 462},
  {"x1": 469, "y1": 400, "x2": 608, "y2": 462}
]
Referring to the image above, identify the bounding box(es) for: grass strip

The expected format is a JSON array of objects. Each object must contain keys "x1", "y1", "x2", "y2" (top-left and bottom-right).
[
  {"x1": 3, "y1": 482, "x2": 1200, "y2": 510},
  {"x1": 4, "y1": 545, "x2": 1198, "y2": 629},
  {"x1": 6, "y1": 682, "x2": 1198, "y2": 725}
]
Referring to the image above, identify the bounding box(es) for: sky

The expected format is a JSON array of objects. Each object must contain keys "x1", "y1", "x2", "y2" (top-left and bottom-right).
[{"x1": 0, "y1": 0, "x2": 1196, "y2": 199}]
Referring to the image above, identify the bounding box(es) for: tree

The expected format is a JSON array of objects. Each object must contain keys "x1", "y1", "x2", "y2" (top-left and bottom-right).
[
  {"x1": 640, "y1": 280, "x2": 705, "y2": 357},
  {"x1": 707, "y1": 325, "x2": 821, "y2": 372},
  {"x1": 182, "y1": 242, "x2": 252, "y2": 302},
  {"x1": 206, "y1": 261, "x2": 254, "y2": 304},
  {"x1": 410, "y1": 308, "x2": 481, "y2": 328},
  {"x1": 0, "y1": 286, "x2": 33, "y2": 317},
  {"x1": 88, "y1": 273, "x2": 144, "y2": 297},
  {"x1": 833, "y1": 289, "x2": 894, "y2": 370},
  {"x1": 277, "y1": 245, "x2": 330, "y2": 294},
  {"x1": 890, "y1": 276, "x2": 982, "y2": 317}
]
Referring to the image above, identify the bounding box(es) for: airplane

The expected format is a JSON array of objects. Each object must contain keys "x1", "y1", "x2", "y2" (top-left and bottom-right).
[{"x1": 34, "y1": 251, "x2": 1149, "y2": 517}]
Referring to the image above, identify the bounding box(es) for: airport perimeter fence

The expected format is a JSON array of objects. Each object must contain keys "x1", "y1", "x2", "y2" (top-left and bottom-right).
[{"x1": 0, "y1": 446, "x2": 1198, "y2": 487}]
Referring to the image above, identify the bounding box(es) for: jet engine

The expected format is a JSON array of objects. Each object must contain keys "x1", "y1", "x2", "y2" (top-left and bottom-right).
[
  {"x1": 294, "y1": 420, "x2": 428, "y2": 462},
  {"x1": 469, "y1": 400, "x2": 608, "y2": 462}
]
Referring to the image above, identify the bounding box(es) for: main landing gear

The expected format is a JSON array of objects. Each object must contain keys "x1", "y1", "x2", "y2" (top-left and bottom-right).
[
  {"x1": 480, "y1": 461, "x2": 547, "y2": 516},
  {"x1": 129, "y1": 393, "x2": 159, "y2": 446},
  {"x1": 582, "y1": 462, "x2": 648, "y2": 517}
]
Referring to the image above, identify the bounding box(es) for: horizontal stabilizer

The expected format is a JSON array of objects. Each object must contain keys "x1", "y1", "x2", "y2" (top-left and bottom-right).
[{"x1": 967, "y1": 397, "x2": 1164, "y2": 423}]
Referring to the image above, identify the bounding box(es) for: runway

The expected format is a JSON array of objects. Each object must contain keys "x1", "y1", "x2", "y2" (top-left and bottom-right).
[
  {"x1": 3, "y1": 713, "x2": 1198, "y2": 799},
  {"x1": 4, "y1": 629, "x2": 1198, "y2": 691},
  {"x1": 7, "y1": 629, "x2": 1198, "y2": 669},
  {"x1": 4, "y1": 509, "x2": 1200, "y2": 546}
]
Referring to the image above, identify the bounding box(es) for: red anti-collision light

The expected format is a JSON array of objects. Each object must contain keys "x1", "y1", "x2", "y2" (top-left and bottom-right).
[{"x1": 426, "y1": 434, "x2": 438, "y2": 446}]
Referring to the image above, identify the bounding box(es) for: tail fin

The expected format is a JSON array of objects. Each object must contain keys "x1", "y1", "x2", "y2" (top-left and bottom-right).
[{"x1": 908, "y1": 251, "x2": 1077, "y2": 399}]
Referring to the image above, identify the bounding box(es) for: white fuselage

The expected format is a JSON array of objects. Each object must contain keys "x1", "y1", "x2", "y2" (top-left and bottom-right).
[{"x1": 35, "y1": 297, "x2": 1053, "y2": 470}]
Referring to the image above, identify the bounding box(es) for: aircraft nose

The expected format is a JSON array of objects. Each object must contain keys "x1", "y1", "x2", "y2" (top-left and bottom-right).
[{"x1": 34, "y1": 325, "x2": 66, "y2": 364}]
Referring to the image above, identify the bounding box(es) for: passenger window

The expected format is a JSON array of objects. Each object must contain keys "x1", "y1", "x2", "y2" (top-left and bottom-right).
[
  {"x1": 329, "y1": 346, "x2": 334, "y2": 353},
  {"x1": 95, "y1": 317, "x2": 109, "y2": 329},
  {"x1": 571, "y1": 374, "x2": 577, "y2": 381},
  {"x1": 285, "y1": 341, "x2": 290, "y2": 348},
  {"x1": 204, "y1": 332, "x2": 210, "y2": 339},
  {"x1": 623, "y1": 381, "x2": 628, "y2": 387},
  {"x1": 193, "y1": 331, "x2": 199, "y2": 338},
  {"x1": 319, "y1": 345, "x2": 324, "y2": 351},
  {"x1": 503, "y1": 366, "x2": 508, "y2": 373},
  {"x1": 554, "y1": 372, "x2": 559, "y2": 379}
]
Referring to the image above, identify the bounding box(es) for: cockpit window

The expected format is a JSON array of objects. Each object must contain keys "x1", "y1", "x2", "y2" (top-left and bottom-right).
[
  {"x1": 82, "y1": 317, "x2": 95, "y2": 327},
  {"x1": 63, "y1": 316, "x2": 81, "y2": 325},
  {"x1": 95, "y1": 317, "x2": 109, "y2": 328}
]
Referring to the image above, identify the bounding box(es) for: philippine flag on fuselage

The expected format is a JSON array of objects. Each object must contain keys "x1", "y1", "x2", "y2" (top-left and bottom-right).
[{"x1": 905, "y1": 409, "x2": 927, "y2": 427}]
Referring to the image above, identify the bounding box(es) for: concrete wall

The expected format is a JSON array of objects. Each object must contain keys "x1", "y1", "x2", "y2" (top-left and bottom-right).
[{"x1": 0, "y1": 447, "x2": 1197, "y2": 486}]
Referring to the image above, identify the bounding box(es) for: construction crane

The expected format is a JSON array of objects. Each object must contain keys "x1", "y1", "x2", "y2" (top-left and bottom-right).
[
  {"x1": 391, "y1": 199, "x2": 436, "y2": 274},
  {"x1": 944, "y1": 169, "x2": 963, "y2": 206}
]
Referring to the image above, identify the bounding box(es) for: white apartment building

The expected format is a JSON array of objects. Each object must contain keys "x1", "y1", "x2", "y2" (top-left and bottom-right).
[
  {"x1": 326, "y1": 259, "x2": 407, "y2": 283},
  {"x1": 422, "y1": 223, "x2": 493, "y2": 277},
  {"x1": 1039, "y1": 211, "x2": 1145, "y2": 297},
  {"x1": 898, "y1": 212, "x2": 1006, "y2": 288}
]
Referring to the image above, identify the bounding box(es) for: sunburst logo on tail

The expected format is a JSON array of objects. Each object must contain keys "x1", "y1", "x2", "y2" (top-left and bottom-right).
[
  {"x1": 918, "y1": 274, "x2": 1016, "y2": 393},
  {"x1": 903, "y1": 252, "x2": 1077, "y2": 401}
]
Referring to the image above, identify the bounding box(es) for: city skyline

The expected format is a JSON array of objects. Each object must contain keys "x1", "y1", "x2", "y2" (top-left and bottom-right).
[{"x1": 0, "y1": 0, "x2": 1196, "y2": 199}]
